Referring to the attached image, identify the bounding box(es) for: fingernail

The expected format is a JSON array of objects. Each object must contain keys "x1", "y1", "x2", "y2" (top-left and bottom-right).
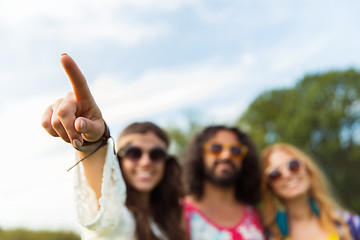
[
  {"x1": 73, "y1": 139, "x2": 82, "y2": 148},
  {"x1": 61, "y1": 53, "x2": 68, "y2": 56},
  {"x1": 80, "y1": 120, "x2": 86, "y2": 132}
]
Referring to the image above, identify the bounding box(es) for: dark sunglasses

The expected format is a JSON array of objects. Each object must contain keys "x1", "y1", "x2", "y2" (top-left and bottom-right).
[
  {"x1": 117, "y1": 145, "x2": 167, "y2": 163},
  {"x1": 267, "y1": 159, "x2": 301, "y2": 182},
  {"x1": 203, "y1": 142, "x2": 248, "y2": 160}
]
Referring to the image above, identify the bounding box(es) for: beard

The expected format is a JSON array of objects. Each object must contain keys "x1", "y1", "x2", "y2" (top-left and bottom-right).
[{"x1": 204, "y1": 159, "x2": 241, "y2": 187}]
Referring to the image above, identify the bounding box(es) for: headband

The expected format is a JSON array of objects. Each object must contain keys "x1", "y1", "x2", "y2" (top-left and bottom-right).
[{"x1": 116, "y1": 133, "x2": 168, "y2": 152}]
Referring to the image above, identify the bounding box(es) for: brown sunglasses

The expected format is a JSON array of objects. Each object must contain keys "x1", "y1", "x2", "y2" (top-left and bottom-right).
[
  {"x1": 267, "y1": 159, "x2": 301, "y2": 182},
  {"x1": 203, "y1": 142, "x2": 248, "y2": 160}
]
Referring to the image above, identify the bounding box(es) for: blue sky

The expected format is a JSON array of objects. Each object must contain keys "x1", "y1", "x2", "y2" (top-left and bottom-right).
[{"x1": 1, "y1": 0, "x2": 360, "y2": 233}]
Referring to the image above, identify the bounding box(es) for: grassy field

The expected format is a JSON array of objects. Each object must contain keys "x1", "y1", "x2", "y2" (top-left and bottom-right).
[{"x1": 0, "y1": 228, "x2": 80, "y2": 240}]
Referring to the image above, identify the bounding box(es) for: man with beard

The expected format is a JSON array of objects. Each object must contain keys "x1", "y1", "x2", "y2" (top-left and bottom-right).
[{"x1": 183, "y1": 125, "x2": 265, "y2": 240}]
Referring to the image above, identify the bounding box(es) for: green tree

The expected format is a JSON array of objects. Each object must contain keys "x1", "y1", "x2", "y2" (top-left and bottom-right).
[
  {"x1": 165, "y1": 110, "x2": 204, "y2": 160},
  {"x1": 237, "y1": 69, "x2": 360, "y2": 213}
]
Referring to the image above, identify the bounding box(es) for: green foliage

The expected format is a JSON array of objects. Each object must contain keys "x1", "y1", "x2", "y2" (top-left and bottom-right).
[
  {"x1": 0, "y1": 228, "x2": 80, "y2": 240},
  {"x1": 166, "y1": 118, "x2": 204, "y2": 160},
  {"x1": 164, "y1": 109, "x2": 206, "y2": 160},
  {"x1": 237, "y1": 68, "x2": 360, "y2": 213}
]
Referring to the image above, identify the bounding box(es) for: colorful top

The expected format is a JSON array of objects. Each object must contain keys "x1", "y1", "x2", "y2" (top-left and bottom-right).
[
  {"x1": 342, "y1": 211, "x2": 360, "y2": 240},
  {"x1": 271, "y1": 210, "x2": 360, "y2": 240},
  {"x1": 184, "y1": 200, "x2": 265, "y2": 240}
]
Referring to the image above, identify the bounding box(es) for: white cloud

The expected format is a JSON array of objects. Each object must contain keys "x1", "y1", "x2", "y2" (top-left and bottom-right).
[
  {"x1": 90, "y1": 53, "x2": 257, "y2": 125},
  {"x1": 0, "y1": 0, "x2": 172, "y2": 50},
  {"x1": 0, "y1": 94, "x2": 79, "y2": 231},
  {"x1": 0, "y1": 0, "x2": 196, "y2": 24}
]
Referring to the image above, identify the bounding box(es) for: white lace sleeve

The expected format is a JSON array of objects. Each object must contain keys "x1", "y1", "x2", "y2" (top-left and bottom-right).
[{"x1": 74, "y1": 139, "x2": 136, "y2": 240}]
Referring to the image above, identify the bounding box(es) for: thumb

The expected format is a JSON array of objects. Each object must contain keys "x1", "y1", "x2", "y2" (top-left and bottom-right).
[{"x1": 75, "y1": 117, "x2": 105, "y2": 143}]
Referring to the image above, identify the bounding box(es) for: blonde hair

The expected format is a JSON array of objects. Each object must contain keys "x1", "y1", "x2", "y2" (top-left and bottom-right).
[{"x1": 260, "y1": 143, "x2": 352, "y2": 240}]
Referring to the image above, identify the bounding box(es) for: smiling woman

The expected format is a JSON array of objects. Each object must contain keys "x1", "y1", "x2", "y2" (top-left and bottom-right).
[
  {"x1": 260, "y1": 143, "x2": 360, "y2": 240},
  {"x1": 74, "y1": 121, "x2": 186, "y2": 240},
  {"x1": 41, "y1": 54, "x2": 187, "y2": 240},
  {"x1": 114, "y1": 122, "x2": 186, "y2": 240},
  {"x1": 117, "y1": 129, "x2": 168, "y2": 193}
]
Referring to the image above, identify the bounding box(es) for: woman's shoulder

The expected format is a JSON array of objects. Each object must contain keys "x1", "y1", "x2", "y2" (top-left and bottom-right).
[
  {"x1": 336, "y1": 209, "x2": 360, "y2": 223},
  {"x1": 336, "y1": 209, "x2": 360, "y2": 240}
]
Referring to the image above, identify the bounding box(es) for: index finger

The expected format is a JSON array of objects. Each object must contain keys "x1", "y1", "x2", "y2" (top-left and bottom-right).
[{"x1": 60, "y1": 53, "x2": 95, "y2": 103}]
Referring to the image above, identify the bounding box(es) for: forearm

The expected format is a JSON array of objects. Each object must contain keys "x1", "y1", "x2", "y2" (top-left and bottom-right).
[{"x1": 77, "y1": 144, "x2": 108, "y2": 205}]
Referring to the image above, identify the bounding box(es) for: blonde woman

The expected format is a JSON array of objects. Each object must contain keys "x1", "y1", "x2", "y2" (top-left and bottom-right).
[{"x1": 260, "y1": 143, "x2": 360, "y2": 240}]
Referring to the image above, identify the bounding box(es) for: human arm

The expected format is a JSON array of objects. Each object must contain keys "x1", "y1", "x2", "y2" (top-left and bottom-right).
[
  {"x1": 41, "y1": 53, "x2": 107, "y2": 203},
  {"x1": 41, "y1": 54, "x2": 137, "y2": 238}
]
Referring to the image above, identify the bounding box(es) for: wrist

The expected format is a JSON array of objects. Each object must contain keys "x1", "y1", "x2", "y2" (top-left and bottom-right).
[{"x1": 74, "y1": 121, "x2": 111, "y2": 152}]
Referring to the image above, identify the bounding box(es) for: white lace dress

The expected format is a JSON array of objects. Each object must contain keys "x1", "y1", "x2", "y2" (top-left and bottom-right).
[{"x1": 74, "y1": 140, "x2": 166, "y2": 240}]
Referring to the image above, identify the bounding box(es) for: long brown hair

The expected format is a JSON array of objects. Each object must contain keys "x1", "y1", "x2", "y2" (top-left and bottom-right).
[
  {"x1": 183, "y1": 125, "x2": 261, "y2": 204},
  {"x1": 117, "y1": 122, "x2": 187, "y2": 240},
  {"x1": 260, "y1": 143, "x2": 353, "y2": 240}
]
